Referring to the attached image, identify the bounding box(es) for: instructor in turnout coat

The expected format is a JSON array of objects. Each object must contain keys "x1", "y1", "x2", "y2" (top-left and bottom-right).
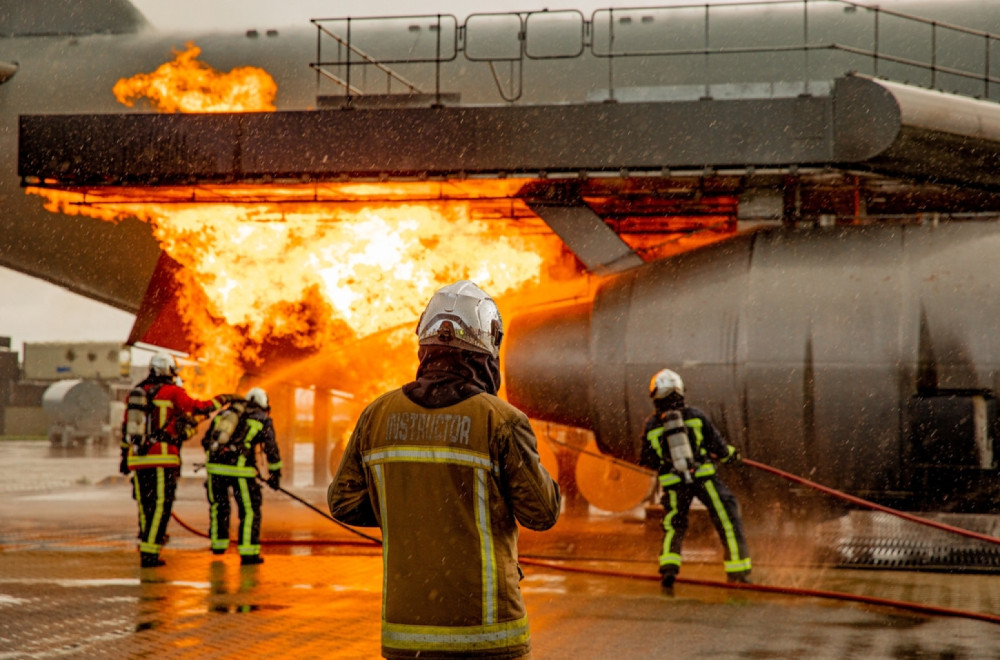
[{"x1": 329, "y1": 280, "x2": 561, "y2": 660}]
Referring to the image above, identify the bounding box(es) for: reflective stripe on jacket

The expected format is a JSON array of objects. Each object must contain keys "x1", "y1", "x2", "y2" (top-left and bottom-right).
[
  {"x1": 205, "y1": 408, "x2": 281, "y2": 479},
  {"x1": 127, "y1": 442, "x2": 180, "y2": 469},
  {"x1": 329, "y1": 388, "x2": 561, "y2": 660}
]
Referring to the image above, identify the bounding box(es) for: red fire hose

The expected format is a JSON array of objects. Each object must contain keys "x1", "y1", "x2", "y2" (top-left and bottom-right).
[
  {"x1": 516, "y1": 556, "x2": 1000, "y2": 625},
  {"x1": 170, "y1": 457, "x2": 1000, "y2": 626},
  {"x1": 741, "y1": 458, "x2": 1000, "y2": 546}
]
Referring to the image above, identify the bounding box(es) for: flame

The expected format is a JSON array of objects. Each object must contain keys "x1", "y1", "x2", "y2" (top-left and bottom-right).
[
  {"x1": 31, "y1": 48, "x2": 586, "y2": 402},
  {"x1": 113, "y1": 43, "x2": 276, "y2": 113},
  {"x1": 30, "y1": 186, "x2": 573, "y2": 399}
]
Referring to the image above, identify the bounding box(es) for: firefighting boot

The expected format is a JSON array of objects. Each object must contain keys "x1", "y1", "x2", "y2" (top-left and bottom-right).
[
  {"x1": 140, "y1": 552, "x2": 166, "y2": 568},
  {"x1": 660, "y1": 574, "x2": 675, "y2": 596},
  {"x1": 240, "y1": 555, "x2": 264, "y2": 566},
  {"x1": 727, "y1": 572, "x2": 752, "y2": 585}
]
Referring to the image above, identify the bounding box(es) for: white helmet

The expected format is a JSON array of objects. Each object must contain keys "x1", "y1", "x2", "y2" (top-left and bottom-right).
[
  {"x1": 416, "y1": 280, "x2": 504, "y2": 358},
  {"x1": 649, "y1": 368, "x2": 684, "y2": 400},
  {"x1": 149, "y1": 352, "x2": 178, "y2": 378},
  {"x1": 246, "y1": 387, "x2": 269, "y2": 409}
]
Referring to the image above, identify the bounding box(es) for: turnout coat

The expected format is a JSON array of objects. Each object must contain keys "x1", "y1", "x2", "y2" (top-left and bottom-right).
[{"x1": 329, "y1": 388, "x2": 561, "y2": 660}]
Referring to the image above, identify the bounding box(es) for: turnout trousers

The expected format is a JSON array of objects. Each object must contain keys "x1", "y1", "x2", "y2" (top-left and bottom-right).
[
  {"x1": 206, "y1": 473, "x2": 263, "y2": 558},
  {"x1": 659, "y1": 475, "x2": 752, "y2": 579},
  {"x1": 133, "y1": 466, "x2": 179, "y2": 559}
]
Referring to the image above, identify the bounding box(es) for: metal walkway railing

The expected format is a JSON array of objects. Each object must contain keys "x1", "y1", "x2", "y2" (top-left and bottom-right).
[{"x1": 310, "y1": 0, "x2": 1000, "y2": 106}]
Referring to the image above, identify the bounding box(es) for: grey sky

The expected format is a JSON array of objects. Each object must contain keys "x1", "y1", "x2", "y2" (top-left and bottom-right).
[{"x1": 129, "y1": 0, "x2": 762, "y2": 30}]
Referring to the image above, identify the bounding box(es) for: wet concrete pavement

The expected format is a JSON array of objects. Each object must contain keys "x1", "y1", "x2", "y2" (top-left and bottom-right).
[{"x1": 2, "y1": 438, "x2": 1000, "y2": 659}]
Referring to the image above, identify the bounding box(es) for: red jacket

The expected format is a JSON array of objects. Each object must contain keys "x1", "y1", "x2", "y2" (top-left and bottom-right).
[{"x1": 122, "y1": 378, "x2": 226, "y2": 470}]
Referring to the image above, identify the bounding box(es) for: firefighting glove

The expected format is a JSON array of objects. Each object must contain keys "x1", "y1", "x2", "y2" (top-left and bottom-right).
[
  {"x1": 723, "y1": 446, "x2": 742, "y2": 465},
  {"x1": 119, "y1": 456, "x2": 130, "y2": 475},
  {"x1": 266, "y1": 470, "x2": 281, "y2": 491},
  {"x1": 176, "y1": 414, "x2": 198, "y2": 440},
  {"x1": 217, "y1": 393, "x2": 243, "y2": 407}
]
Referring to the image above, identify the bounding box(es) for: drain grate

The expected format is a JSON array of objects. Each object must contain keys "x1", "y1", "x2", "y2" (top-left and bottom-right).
[{"x1": 815, "y1": 511, "x2": 1000, "y2": 572}]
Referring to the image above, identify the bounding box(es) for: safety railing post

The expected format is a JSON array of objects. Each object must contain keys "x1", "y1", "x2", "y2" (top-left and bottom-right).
[
  {"x1": 345, "y1": 18, "x2": 352, "y2": 106},
  {"x1": 607, "y1": 8, "x2": 616, "y2": 102},
  {"x1": 873, "y1": 6, "x2": 879, "y2": 78},
  {"x1": 703, "y1": 3, "x2": 710, "y2": 100},
  {"x1": 930, "y1": 22, "x2": 937, "y2": 89},
  {"x1": 803, "y1": 0, "x2": 810, "y2": 95},
  {"x1": 985, "y1": 34, "x2": 991, "y2": 99},
  {"x1": 315, "y1": 22, "x2": 321, "y2": 101},
  {"x1": 435, "y1": 14, "x2": 443, "y2": 107}
]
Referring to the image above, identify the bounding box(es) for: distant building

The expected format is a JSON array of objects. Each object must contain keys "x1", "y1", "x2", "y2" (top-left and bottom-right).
[{"x1": 0, "y1": 338, "x2": 131, "y2": 438}]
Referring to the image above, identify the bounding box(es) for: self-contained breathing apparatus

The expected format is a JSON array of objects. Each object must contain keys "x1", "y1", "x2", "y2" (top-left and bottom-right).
[
  {"x1": 205, "y1": 400, "x2": 247, "y2": 458},
  {"x1": 126, "y1": 383, "x2": 198, "y2": 454},
  {"x1": 125, "y1": 385, "x2": 163, "y2": 454},
  {"x1": 662, "y1": 410, "x2": 697, "y2": 483}
]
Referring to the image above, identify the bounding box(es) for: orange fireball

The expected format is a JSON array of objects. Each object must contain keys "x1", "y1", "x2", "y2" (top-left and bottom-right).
[
  {"x1": 28, "y1": 46, "x2": 586, "y2": 399},
  {"x1": 113, "y1": 42, "x2": 277, "y2": 113}
]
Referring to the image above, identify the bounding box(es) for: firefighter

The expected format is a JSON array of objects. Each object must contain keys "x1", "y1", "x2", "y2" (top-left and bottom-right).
[
  {"x1": 329, "y1": 280, "x2": 561, "y2": 660},
  {"x1": 119, "y1": 352, "x2": 234, "y2": 568},
  {"x1": 202, "y1": 387, "x2": 282, "y2": 565},
  {"x1": 640, "y1": 368, "x2": 752, "y2": 593}
]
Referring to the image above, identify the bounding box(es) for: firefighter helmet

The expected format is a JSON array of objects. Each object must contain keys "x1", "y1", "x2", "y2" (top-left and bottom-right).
[
  {"x1": 246, "y1": 387, "x2": 269, "y2": 409},
  {"x1": 649, "y1": 368, "x2": 684, "y2": 400},
  {"x1": 416, "y1": 280, "x2": 504, "y2": 358},
  {"x1": 149, "y1": 352, "x2": 178, "y2": 378}
]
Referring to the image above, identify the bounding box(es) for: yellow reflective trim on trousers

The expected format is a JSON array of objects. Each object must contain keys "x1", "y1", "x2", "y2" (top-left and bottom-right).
[
  {"x1": 660, "y1": 553, "x2": 682, "y2": 567},
  {"x1": 206, "y1": 463, "x2": 256, "y2": 477},
  {"x1": 364, "y1": 446, "x2": 493, "y2": 472},
  {"x1": 703, "y1": 479, "x2": 745, "y2": 565},
  {"x1": 133, "y1": 470, "x2": 145, "y2": 532},
  {"x1": 206, "y1": 450, "x2": 228, "y2": 549},
  {"x1": 268, "y1": 461, "x2": 282, "y2": 471},
  {"x1": 659, "y1": 489, "x2": 681, "y2": 569},
  {"x1": 725, "y1": 558, "x2": 753, "y2": 573},
  {"x1": 143, "y1": 468, "x2": 166, "y2": 553},
  {"x1": 383, "y1": 617, "x2": 530, "y2": 652},
  {"x1": 207, "y1": 463, "x2": 220, "y2": 544},
  {"x1": 474, "y1": 468, "x2": 498, "y2": 624},
  {"x1": 237, "y1": 476, "x2": 255, "y2": 554}
]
